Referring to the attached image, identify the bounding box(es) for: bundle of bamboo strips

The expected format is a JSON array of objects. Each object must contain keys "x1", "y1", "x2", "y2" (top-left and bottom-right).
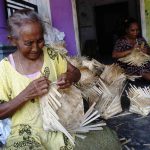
[
  {"x1": 40, "y1": 85, "x2": 105, "y2": 145},
  {"x1": 95, "y1": 78, "x2": 125, "y2": 119},
  {"x1": 126, "y1": 84, "x2": 150, "y2": 116},
  {"x1": 118, "y1": 47, "x2": 150, "y2": 66}
]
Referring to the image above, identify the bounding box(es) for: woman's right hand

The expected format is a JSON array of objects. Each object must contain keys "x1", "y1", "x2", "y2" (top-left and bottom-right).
[
  {"x1": 0, "y1": 76, "x2": 50, "y2": 119},
  {"x1": 21, "y1": 76, "x2": 50, "y2": 101}
]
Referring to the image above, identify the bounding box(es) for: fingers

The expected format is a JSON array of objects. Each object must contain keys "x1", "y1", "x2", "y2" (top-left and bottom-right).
[
  {"x1": 31, "y1": 76, "x2": 50, "y2": 96},
  {"x1": 57, "y1": 76, "x2": 73, "y2": 89}
]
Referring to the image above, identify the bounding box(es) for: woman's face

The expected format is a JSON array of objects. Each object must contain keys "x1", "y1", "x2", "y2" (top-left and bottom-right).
[
  {"x1": 126, "y1": 22, "x2": 139, "y2": 39},
  {"x1": 14, "y1": 22, "x2": 45, "y2": 60}
]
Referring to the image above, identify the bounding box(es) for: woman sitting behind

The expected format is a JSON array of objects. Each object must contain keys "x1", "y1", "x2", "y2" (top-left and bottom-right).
[{"x1": 112, "y1": 17, "x2": 150, "y2": 80}]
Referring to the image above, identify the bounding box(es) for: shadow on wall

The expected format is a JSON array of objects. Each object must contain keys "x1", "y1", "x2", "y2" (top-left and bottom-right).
[{"x1": 81, "y1": 39, "x2": 114, "y2": 64}]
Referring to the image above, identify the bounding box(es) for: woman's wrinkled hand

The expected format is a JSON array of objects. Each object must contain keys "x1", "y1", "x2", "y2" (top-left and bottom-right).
[
  {"x1": 22, "y1": 76, "x2": 50, "y2": 101},
  {"x1": 57, "y1": 72, "x2": 73, "y2": 89}
]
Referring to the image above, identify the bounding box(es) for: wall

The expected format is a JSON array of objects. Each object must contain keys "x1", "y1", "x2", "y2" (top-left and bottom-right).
[
  {"x1": 144, "y1": 0, "x2": 150, "y2": 44},
  {"x1": 0, "y1": 0, "x2": 9, "y2": 45},
  {"x1": 50, "y1": 0, "x2": 78, "y2": 56},
  {"x1": 0, "y1": 0, "x2": 79, "y2": 56}
]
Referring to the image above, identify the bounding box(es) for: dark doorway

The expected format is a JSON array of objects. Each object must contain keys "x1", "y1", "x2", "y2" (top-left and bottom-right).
[{"x1": 95, "y1": 2, "x2": 129, "y2": 64}]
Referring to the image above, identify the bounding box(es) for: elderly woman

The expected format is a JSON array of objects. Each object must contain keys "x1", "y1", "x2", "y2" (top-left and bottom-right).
[{"x1": 0, "y1": 9, "x2": 121, "y2": 150}]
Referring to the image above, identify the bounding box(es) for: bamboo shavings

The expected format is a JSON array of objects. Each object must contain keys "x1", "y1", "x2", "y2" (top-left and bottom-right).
[
  {"x1": 126, "y1": 84, "x2": 150, "y2": 116},
  {"x1": 40, "y1": 85, "x2": 105, "y2": 145},
  {"x1": 118, "y1": 47, "x2": 150, "y2": 66}
]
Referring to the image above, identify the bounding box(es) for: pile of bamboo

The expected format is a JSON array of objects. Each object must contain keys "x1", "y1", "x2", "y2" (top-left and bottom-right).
[
  {"x1": 78, "y1": 62, "x2": 126, "y2": 119},
  {"x1": 67, "y1": 57, "x2": 138, "y2": 119},
  {"x1": 126, "y1": 84, "x2": 150, "y2": 116}
]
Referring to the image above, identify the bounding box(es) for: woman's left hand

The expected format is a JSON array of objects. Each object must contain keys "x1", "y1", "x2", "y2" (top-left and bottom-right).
[{"x1": 57, "y1": 72, "x2": 73, "y2": 89}]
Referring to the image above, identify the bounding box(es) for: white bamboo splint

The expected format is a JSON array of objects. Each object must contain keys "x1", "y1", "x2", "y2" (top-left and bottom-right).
[
  {"x1": 40, "y1": 85, "x2": 105, "y2": 145},
  {"x1": 126, "y1": 84, "x2": 150, "y2": 116},
  {"x1": 118, "y1": 47, "x2": 150, "y2": 66}
]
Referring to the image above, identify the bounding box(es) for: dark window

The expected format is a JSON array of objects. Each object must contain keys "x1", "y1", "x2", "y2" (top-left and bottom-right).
[{"x1": 5, "y1": 0, "x2": 38, "y2": 18}]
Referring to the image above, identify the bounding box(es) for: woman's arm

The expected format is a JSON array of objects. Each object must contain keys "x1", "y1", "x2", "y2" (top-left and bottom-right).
[
  {"x1": 67, "y1": 61, "x2": 81, "y2": 82},
  {"x1": 0, "y1": 77, "x2": 50, "y2": 119},
  {"x1": 112, "y1": 49, "x2": 132, "y2": 58},
  {"x1": 112, "y1": 37, "x2": 133, "y2": 58}
]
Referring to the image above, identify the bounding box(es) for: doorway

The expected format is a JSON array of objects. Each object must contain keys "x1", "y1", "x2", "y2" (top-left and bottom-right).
[
  {"x1": 76, "y1": 0, "x2": 141, "y2": 64},
  {"x1": 94, "y1": 2, "x2": 128, "y2": 63}
]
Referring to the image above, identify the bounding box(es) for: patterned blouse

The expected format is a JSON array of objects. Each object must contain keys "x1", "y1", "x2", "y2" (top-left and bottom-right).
[{"x1": 113, "y1": 36, "x2": 150, "y2": 75}]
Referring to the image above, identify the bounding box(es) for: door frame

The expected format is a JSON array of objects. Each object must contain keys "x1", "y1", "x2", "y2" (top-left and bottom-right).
[
  {"x1": 71, "y1": 0, "x2": 81, "y2": 55},
  {"x1": 140, "y1": 0, "x2": 147, "y2": 39}
]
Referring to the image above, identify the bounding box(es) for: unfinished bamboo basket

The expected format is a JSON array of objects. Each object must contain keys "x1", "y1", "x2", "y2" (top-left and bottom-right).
[
  {"x1": 118, "y1": 47, "x2": 150, "y2": 66},
  {"x1": 126, "y1": 84, "x2": 150, "y2": 116},
  {"x1": 40, "y1": 84, "x2": 105, "y2": 145}
]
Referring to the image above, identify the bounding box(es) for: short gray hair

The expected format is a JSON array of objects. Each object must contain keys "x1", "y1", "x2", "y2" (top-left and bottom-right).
[{"x1": 8, "y1": 9, "x2": 45, "y2": 38}]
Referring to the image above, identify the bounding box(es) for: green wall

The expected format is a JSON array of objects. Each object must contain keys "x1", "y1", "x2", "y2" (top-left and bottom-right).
[{"x1": 145, "y1": 0, "x2": 150, "y2": 44}]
